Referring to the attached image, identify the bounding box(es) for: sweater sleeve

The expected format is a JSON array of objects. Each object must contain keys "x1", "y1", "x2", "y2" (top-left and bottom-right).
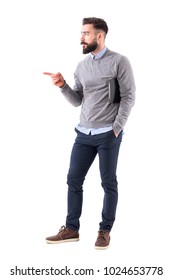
[
  {"x1": 113, "y1": 55, "x2": 136, "y2": 133},
  {"x1": 60, "y1": 71, "x2": 83, "y2": 107}
]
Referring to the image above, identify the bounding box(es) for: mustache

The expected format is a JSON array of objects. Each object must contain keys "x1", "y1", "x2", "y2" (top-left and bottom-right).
[{"x1": 81, "y1": 42, "x2": 88, "y2": 45}]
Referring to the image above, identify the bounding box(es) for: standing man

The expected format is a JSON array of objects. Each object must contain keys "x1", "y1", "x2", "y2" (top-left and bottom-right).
[{"x1": 43, "y1": 17, "x2": 135, "y2": 249}]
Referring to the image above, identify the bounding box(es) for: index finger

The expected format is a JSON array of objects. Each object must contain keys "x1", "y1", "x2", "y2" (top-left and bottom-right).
[{"x1": 43, "y1": 72, "x2": 54, "y2": 76}]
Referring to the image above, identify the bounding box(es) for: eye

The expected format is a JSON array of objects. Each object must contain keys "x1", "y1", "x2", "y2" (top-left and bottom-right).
[{"x1": 82, "y1": 32, "x2": 90, "y2": 36}]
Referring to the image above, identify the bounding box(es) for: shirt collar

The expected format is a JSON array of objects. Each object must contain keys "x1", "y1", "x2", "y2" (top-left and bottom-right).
[{"x1": 90, "y1": 47, "x2": 107, "y2": 59}]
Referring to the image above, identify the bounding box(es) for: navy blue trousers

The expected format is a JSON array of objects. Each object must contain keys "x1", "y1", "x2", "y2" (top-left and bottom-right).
[{"x1": 66, "y1": 129, "x2": 123, "y2": 232}]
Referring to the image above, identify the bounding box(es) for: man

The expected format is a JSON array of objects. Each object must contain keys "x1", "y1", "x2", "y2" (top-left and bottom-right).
[{"x1": 43, "y1": 17, "x2": 135, "y2": 249}]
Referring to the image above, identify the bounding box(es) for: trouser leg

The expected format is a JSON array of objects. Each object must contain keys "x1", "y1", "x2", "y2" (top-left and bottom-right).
[
  {"x1": 66, "y1": 131, "x2": 97, "y2": 231},
  {"x1": 98, "y1": 130, "x2": 123, "y2": 231}
]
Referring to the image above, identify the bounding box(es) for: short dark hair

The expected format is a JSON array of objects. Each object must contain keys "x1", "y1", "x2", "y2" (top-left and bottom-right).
[{"x1": 82, "y1": 17, "x2": 108, "y2": 35}]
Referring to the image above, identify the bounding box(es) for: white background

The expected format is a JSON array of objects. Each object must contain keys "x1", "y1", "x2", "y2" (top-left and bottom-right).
[{"x1": 0, "y1": 0, "x2": 173, "y2": 279}]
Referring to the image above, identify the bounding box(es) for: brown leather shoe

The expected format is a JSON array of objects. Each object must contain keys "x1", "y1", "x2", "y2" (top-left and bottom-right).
[
  {"x1": 95, "y1": 230, "x2": 110, "y2": 249},
  {"x1": 46, "y1": 226, "x2": 79, "y2": 244}
]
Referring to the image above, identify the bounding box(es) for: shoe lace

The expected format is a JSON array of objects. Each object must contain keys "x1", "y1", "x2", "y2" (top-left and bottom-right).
[
  {"x1": 59, "y1": 225, "x2": 66, "y2": 233},
  {"x1": 98, "y1": 230, "x2": 108, "y2": 240}
]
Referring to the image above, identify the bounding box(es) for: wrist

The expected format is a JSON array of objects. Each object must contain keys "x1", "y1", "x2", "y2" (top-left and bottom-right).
[
  {"x1": 59, "y1": 80, "x2": 66, "y2": 88},
  {"x1": 113, "y1": 130, "x2": 119, "y2": 138}
]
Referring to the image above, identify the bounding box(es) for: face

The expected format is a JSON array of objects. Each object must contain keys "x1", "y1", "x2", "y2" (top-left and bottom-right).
[{"x1": 80, "y1": 24, "x2": 99, "y2": 54}]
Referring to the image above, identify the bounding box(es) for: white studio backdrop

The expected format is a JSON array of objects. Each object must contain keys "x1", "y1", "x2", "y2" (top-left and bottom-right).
[{"x1": 0, "y1": 0, "x2": 172, "y2": 279}]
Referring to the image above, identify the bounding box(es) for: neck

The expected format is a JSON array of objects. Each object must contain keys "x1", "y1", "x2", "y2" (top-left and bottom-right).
[{"x1": 92, "y1": 45, "x2": 105, "y2": 55}]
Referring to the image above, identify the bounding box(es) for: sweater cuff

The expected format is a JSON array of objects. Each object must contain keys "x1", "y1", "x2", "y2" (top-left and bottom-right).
[
  {"x1": 112, "y1": 123, "x2": 122, "y2": 135},
  {"x1": 59, "y1": 80, "x2": 66, "y2": 89}
]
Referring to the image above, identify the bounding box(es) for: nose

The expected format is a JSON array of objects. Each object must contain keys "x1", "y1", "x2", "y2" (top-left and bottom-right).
[{"x1": 80, "y1": 33, "x2": 85, "y2": 41}]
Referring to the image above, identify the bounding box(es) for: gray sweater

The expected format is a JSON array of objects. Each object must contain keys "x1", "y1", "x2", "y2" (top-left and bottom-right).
[{"x1": 60, "y1": 49, "x2": 136, "y2": 133}]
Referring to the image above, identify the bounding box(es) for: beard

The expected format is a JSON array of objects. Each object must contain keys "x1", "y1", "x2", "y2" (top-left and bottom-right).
[{"x1": 81, "y1": 40, "x2": 98, "y2": 54}]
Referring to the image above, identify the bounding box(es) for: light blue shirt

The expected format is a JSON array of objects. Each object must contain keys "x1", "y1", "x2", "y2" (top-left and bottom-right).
[
  {"x1": 90, "y1": 46, "x2": 107, "y2": 59},
  {"x1": 76, "y1": 124, "x2": 113, "y2": 135},
  {"x1": 76, "y1": 47, "x2": 113, "y2": 135}
]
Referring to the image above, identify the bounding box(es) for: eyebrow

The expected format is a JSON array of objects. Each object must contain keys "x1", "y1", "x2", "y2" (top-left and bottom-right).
[{"x1": 81, "y1": 31, "x2": 90, "y2": 35}]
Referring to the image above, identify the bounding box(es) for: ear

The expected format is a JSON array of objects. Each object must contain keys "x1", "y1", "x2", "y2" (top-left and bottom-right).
[{"x1": 97, "y1": 32, "x2": 104, "y2": 41}]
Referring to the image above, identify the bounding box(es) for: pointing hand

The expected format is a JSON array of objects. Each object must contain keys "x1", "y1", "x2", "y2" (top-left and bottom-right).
[{"x1": 43, "y1": 72, "x2": 65, "y2": 87}]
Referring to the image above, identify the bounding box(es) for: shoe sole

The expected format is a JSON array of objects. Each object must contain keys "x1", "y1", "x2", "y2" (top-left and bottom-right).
[
  {"x1": 46, "y1": 238, "x2": 79, "y2": 244},
  {"x1": 95, "y1": 245, "x2": 109, "y2": 250}
]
